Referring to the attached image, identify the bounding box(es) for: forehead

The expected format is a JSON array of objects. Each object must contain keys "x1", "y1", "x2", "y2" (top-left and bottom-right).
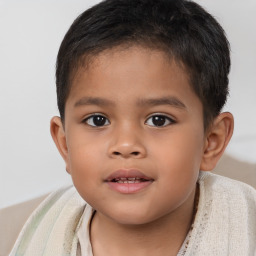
[{"x1": 66, "y1": 46, "x2": 201, "y2": 113}]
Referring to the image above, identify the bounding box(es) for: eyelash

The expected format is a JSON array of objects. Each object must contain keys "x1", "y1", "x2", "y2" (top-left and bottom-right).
[
  {"x1": 83, "y1": 113, "x2": 110, "y2": 127},
  {"x1": 145, "y1": 114, "x2": 176, "y2": 127},
  {"x1": 83, "y1": 113, "x2": 176, "y2": 127}
]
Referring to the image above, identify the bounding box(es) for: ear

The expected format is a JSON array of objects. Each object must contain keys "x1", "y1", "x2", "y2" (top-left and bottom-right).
[
  {"x1": 50, "y1": 116, "x2": 70, "y2": 173},
  {"x1": 200, "y1": 112, "x2": 234, "y2": 171}
]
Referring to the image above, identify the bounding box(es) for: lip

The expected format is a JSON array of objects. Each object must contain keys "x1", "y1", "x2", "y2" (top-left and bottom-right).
[
  {"x1": 105, "y1": 169, "x2": 154, "y2": 194},
  {"x1": 106, "y1": 169, "x2": 153, "y2": 181}
]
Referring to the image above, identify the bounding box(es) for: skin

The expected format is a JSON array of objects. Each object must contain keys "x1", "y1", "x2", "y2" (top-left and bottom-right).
[{"x1": 51, "y1": 46, "x2": 234, "y2": 256}]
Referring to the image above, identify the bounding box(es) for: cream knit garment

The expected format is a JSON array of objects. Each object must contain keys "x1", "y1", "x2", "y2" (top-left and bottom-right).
[{"x1": 10, "y1": 172, "x2": 256, "y2": 256}]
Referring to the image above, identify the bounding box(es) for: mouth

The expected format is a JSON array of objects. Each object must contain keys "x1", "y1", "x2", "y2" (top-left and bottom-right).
[
  {"x1": 105, "y1": 169, "x2": 154, "y2": 194},
  {"x1": 110, "y1": 177, "x2": 151, "y2": 183}
]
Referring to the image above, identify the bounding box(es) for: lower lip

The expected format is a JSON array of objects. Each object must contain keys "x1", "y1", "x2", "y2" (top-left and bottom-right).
[{"x1": 107, "y1": 181, "x2": 153, "y2": 194}]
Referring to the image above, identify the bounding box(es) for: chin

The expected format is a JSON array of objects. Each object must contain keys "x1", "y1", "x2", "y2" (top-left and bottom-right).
[{"x1": 108, "y1": 209, "x2": 159, "y2": 226}]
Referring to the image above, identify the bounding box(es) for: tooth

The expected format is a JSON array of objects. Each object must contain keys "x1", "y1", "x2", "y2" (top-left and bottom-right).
[
  {"x1": 124, "y1": 180, "x2": 128, "y2": 183},
  {"x1": 128, "y1": 177, "x2": 135, "y2": 181},
  {"x1": 128, "y1": 180, "x2": 135, "y2": 183},
  {"x1": 120, "y1": 178, "x2": 126, "y2": 181}
]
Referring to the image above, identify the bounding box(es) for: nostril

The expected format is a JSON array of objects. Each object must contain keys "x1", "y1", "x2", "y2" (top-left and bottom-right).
[{"x1": 112, "y1": 151, "x2": 140, "y2": 156}]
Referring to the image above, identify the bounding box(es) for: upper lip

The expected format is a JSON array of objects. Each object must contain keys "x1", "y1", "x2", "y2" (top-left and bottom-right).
[{"x1": 105, "y1": 169, "x2": 154, "y2": 182}]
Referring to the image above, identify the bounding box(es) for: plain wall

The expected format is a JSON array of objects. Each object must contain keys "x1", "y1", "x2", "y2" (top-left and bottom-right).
[{"x1": 0, "y1": 0, "x2": 255, "y2": 208}]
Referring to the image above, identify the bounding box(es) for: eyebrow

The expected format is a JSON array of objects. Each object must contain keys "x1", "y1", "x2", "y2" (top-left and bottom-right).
[
  {"x1": 136, "y1": 96, "x2": 186, "y2": 109},
  {"x1": 74, "y1": 97, "x2": 114, "y2": 107},
  {"x1": 74, "y1": 96, "x2": 186, "y2": 109}
]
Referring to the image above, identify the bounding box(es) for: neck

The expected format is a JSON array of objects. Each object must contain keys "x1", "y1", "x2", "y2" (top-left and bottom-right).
[{"x1": 90, "y1": 186, "x2": 198, "y2": 256}]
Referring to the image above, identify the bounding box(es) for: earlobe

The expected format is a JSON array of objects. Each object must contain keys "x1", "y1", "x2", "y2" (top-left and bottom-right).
[
  {"x1": 50, "y1": 116, "x2": 70, "y2": 173},
  {"x1": 200, "y1": 112, "x2": 234, "y2": 171}
]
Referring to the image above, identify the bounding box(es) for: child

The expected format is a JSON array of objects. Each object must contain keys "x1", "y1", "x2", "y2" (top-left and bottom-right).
[{"x1": 10, "y1": 0, "x2": 256, "y2": 255}]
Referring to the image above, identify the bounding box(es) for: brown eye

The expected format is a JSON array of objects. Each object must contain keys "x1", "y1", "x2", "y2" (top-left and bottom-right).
[
  {"x1": 145, "y1": 115, "x2": 175, "y2": 127},
  {"x1": 85, "y1": 114, "x2": 110, "y2": 127}
]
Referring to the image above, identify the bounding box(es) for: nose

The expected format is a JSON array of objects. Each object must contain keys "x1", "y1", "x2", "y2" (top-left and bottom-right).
[{"x1": 108, "y1": 126, "x2": 147, "y2": 159}]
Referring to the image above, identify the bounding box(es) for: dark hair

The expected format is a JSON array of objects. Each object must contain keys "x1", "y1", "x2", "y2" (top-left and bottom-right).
[{"x1": 56, "y1": 0, "x2": 230, "y2": 129}]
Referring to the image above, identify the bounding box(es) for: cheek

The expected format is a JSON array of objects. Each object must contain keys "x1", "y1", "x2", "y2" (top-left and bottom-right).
[
  {"x1": 151, "y1": 137, "x2": 201, "y2": 211},
  {"x1": 151, "y1": 127, "x2": 204, "y2": 163},
  {"x1": 67, "y1": 130, "x2": 106, "y2": 167},
  {"x1": 67, "y1": 144, "x2": 102, "y2": 205},
  {"x1": 150, "y1": 128, "x2": 204, "y2": 185},
  {"x1": 66, "y1": 134, "x2": 107, "y2": 192}
]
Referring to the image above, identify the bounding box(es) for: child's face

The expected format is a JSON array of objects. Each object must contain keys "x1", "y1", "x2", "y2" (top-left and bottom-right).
[{"x1": 62, "y1": 46, "x2": 206, "y2": 225}]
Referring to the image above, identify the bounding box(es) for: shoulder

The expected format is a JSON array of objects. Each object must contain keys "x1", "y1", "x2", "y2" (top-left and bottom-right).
[
  {"x1": 9, "y1": 185, "x2": 88, "y2": 256},
  {"x1": 1, "y1": 193, "x2": 49, "y2": 256},
  {"x1": 19, "y1": 185, "x2": 87, "y2": 231},
  {"x1": 199, "y1": 171, "x2": 256, "y2": 212},
  {"x1": 199, "y1": 171, "x2": 256, "y2": 200},
  {"x1": 186, "y1": 172, "x2": 256, "y2": 255}
]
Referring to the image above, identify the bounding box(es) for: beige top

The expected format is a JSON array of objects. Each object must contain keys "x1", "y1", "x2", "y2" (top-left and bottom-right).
[
  {"x1": 77, "y1": 172, "x2": 256, "y2": 255},
  {"x1": 76, "y1": 206, "x2": 193, "y2": 256},
  {"x1": 10, "y1": 172, "x2": 256, "y2": 256}
]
